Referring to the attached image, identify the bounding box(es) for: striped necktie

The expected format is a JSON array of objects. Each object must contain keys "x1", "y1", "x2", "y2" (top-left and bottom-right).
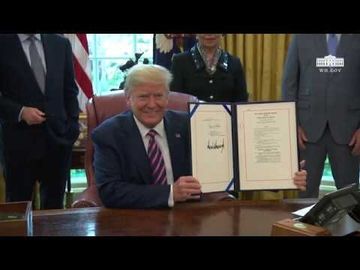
[
  {"x1": 28, "y1": 35, "x2": 46, "y2": 93},
  {"x1": 327, "y1": 34, "x2": 338, "y2": 56},
  {"x1": 147, "y1": 129, "x2": 167, "y2": 185}
]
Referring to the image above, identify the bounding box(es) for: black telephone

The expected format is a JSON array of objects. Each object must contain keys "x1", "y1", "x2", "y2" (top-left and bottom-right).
[{"x1": 300, "y1": 183, "x2": 360, "y2": 227}]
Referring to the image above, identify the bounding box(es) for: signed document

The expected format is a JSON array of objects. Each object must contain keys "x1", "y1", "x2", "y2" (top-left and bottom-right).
[
  {"x1": 190, "y1": 103, "x2": 234, "y2": 193},
  {"x1": 189, "y1": 101, "x2": 298, "y2": 193},
  {"x1": 236, "y1": 102, "x2": 298, "y2": 190}
]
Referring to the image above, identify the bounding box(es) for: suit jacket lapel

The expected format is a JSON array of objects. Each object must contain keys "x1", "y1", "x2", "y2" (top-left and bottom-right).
[
  {"x1": 336, "y1": 34, "x2": 351, "y2": 59},
  {"x1": 314, "y1": 34, "x2": 328, "y2": 57},
  {"x1": 12, "y1": 34, "x2": 47, "y2": 94},
  {"x1": 126, "y1": 113, "x2": 153, "y2": 184},
  {"x1": 11, "y1": 35, "x2": 39, "y2": 86},
  {"x1": 12, "y1": 35, "x2": 31, "y2": 70}
]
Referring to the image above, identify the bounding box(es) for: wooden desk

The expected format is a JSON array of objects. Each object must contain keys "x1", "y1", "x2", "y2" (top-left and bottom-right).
[{"x1": 32, "y1": 198, "x2": 316, "y2": 236}]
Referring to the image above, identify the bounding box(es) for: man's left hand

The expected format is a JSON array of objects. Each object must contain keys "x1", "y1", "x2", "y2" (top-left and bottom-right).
[{"x1": 349, "y1": 128, "x2": 360, "y2": 156}]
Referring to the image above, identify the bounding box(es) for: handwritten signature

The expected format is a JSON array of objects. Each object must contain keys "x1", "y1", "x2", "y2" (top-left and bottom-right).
[{"x1": 207, "y1": 139, "x2": 225, "y2": 153}]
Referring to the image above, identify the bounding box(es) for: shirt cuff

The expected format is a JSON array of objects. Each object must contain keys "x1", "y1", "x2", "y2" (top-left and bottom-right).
[
  {"x1": 18, "y1": 107, "x2": 25, "y2": 122},
  {"x1": 168, "y1": 184, "x2": 174, "y2": 207}
]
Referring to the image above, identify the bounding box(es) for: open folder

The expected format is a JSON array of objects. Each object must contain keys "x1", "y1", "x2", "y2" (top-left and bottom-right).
[{"x1": 189, "y1": 101, "x2": 299, "y2": 193}]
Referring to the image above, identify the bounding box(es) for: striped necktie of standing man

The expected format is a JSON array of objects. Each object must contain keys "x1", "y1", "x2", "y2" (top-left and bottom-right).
[{"x1": 28, "y1": 35, "x2": 46, "y2": 93}]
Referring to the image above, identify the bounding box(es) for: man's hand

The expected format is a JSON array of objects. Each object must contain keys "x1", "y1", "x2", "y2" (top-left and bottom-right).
[
  {"x1": 298, "y1": 126, "x2": 308, "y2": 150},
  {"x1": 349, "y1": 128, "x2": 360, "y2": 156},
  {"x1": 21, "y1": 106, "x2": 46, "y2": 125},
  {"x1": 293, "y1": 160, "x2": 307, "y2": 191},
  {"x1": 173, "y1": 176, "x2": 201, "y2": 202}
]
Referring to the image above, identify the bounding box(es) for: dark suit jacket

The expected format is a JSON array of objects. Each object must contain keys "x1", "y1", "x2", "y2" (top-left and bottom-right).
[
  {"x1": 282, "y1": 34, "x2": 360, "y2": 144},
  {"x1": 0, "y1": 34, "x2": 80, "y2": 157},
  {"x1": 171, "y1": 45, "x2": 248, "y2": 102},
  {"x1": 92, "y1": 110, "x2": 191, "y2": 209}
]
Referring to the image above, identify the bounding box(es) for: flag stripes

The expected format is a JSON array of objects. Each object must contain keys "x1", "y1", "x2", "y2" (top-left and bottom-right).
[{"x1": 64, "y1": 33, "x2": 93, "y2": 112}]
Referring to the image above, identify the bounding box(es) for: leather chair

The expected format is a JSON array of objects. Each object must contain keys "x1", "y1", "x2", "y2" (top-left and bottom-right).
[{"x1": 71, "y1": 90, "x2": 199, "y2": 208}]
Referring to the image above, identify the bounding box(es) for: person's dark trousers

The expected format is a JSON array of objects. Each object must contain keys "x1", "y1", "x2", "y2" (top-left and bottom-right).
[
  {"x1": 299, "y1": 125, "x2": 360, "y2": 198},
  {"x1": 4, "y1": 126, "x2": 73, "y2": 209}
]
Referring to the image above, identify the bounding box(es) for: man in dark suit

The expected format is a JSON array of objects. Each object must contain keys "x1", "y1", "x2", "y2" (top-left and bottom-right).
[
  {"x1": 282, "y1": 34, "x2": 360, "y2": 198},
  {"x1": 93, "y1": 64, "x2": 202, "y2": 208},
  {"x1": 0, "y1": 34, "x2": 80, "y2": 209},
  {"x1": 93, "y1": 64, "x2": 307, "y2": 209}
]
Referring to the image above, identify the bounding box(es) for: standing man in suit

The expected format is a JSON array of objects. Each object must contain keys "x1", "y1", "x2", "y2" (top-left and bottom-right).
[
  {"x1": 0, "y1": 34, "x2": 80, "y2": 209},
  {"x1": 93, "y1": 64, "x2": 307, "y2": 209},
  {"x1": 282, "y1": 34, "x2": 360, "y2": 198}
]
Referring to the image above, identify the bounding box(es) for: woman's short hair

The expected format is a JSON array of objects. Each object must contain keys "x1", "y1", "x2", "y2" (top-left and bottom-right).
[{"x1": 124, "y1": 64, "x2": 172, "y2": 96}]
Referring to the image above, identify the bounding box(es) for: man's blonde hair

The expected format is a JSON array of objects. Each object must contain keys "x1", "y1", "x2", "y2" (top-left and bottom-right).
[{"x1": 124, "y1": 64, "x2": 172, "y2": 96}]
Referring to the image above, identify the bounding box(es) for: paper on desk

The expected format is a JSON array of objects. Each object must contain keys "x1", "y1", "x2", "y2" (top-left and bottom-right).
[{"x1": 292, "y1": 204, "x2": 315, "y2": 217}]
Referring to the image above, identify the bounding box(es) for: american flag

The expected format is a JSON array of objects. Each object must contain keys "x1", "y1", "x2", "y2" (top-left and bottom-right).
[{"x1": 64, "y1": 34, "x2": 93, "y2": 112}]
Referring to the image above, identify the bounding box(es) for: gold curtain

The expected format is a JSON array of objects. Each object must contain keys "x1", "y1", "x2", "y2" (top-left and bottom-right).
[
  {"x1": 222, "y1": 34, "x2": 292, "y2": 101},
  {"x1": 223, "y1": 34, "x2": 297, "y2": 200}
]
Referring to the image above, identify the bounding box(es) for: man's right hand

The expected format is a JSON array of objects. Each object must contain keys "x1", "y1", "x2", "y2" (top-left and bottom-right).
[
  {"x1": 21, "y1": 106, "x2": 46, "y2": 125},
  {"x1": 173, "y1": 176, "x2": 201, "y2": 202},
  {"x1": 298, "y1": 126, "x2": 308, "y2": 150}
]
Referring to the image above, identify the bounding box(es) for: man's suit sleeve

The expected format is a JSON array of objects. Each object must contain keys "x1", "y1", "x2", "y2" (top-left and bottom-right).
[{"x1": 282, "y1": 35, "x2": 300, "y2": 101}]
